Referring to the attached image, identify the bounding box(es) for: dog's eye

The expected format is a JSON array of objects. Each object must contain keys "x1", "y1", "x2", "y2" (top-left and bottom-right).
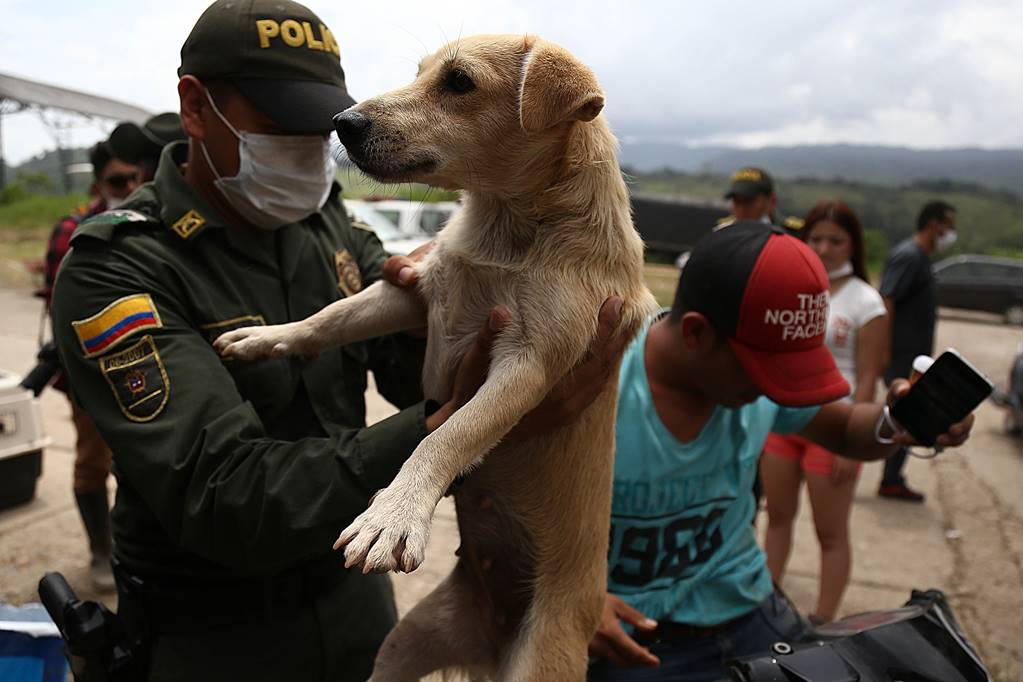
[{"x1": 444, "y1": 69, "x2": 476, "y2": 94}]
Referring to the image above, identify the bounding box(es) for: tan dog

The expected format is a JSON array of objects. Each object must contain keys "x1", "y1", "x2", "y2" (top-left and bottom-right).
[{"x1": 215, "y1": 34, "x2": 656, "y2": 681}]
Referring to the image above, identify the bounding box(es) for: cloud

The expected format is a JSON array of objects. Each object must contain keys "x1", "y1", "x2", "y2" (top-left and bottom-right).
[{"x1": 1, "y1": 0, "x2": 1021, "y2": 167}]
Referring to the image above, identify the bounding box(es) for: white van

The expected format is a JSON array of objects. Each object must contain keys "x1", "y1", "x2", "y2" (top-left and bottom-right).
[
  {"x1": 344, "y1": 200, "x2": 431, "y2": 256},
  {"x1": 362, "y1": 200, "x2": 460, "y2": 237}
]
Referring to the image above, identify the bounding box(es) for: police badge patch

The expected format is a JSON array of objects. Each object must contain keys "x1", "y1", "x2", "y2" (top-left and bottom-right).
[
  {"x1": 99, "y1": 335, "x2": 169, "y2": 422},
  {"x1": 335, "y1": 249, "x2": 362, "y2": 297}
]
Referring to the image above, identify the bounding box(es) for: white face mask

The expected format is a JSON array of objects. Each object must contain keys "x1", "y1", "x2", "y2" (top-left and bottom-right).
[
  {"x1": 200, "y1": 90, "x2": 335, "y2": 231},
  {"x1": 827, "y1": 261, "x2": 854, "y2": 280},
  {"x1": 936, "y1": 228, "x2": 957, "y2": 251}
]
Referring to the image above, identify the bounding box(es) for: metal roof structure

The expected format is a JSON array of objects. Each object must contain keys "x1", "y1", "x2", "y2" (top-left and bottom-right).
[
  {"x1": 0, "y1": 72, "x2": 152, "y2": 190},
  {"x1": 0, "y1": 72, "x2": 151, "y2": 123}
]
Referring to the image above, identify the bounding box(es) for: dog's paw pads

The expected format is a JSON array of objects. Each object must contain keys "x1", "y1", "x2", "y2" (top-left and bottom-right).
[{"x1": 334, "y1": 489, "x2": 432, "y2": 574}]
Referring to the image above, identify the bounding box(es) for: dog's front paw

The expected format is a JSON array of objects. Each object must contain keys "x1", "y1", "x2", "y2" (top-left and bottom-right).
[
  {"x1": 213, "y1": 323, "x2": 308, "y2": 361},
  {"x1": 333, "y1": 486, "x2": 433, "y2": 574}
]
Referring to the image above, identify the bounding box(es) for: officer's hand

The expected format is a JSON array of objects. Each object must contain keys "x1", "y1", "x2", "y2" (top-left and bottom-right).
[
  {"x1": 425, "y1": 306, "x2": 510, "y2": 433},
  {"x1": 382, "y1": 241, "x2": 434, "y2": 289},
  {"x1": 384, "y1": 242, "x2": 434, "y2": 338},
  {"x1": 506, "y1": 296, "x2": 627, "y2": 442},
  {"x1": 588, "y1": 594, "x2": 660, "y2": 668},
  {"x1": 885, "y1": 379, "x2": 975, "y2": 448}
]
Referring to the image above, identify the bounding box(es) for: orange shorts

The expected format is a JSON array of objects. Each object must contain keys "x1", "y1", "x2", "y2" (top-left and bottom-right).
[{"x1": 764, "y1": 433, "x2": 862, "y2": 477}]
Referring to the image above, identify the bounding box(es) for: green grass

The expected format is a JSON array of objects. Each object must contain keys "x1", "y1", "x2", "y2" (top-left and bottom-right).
[
  {"x1": 0, "y1": 192, "x2": 88, "y2": 287},
  {"x1": 630, "y1": 170, "x2": 1023, "y2": 260},
  {"x1": 337, "y1": 165, "x2": 459, "y2": 202},
  {"x1": 0, "y1": 192, "x2": 89, "y2": 233},
  {"x1": 644, "y1": 262, "x2": 679, "y2": 307}
]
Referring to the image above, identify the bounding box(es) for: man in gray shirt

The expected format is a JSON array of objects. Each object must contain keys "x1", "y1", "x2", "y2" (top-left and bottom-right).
[{"x1": 878, "y1": 200, "x2": 957, "y2": 501}]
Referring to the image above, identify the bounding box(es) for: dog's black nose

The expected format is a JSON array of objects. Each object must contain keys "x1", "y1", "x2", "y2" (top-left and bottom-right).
[{"x1": 333, "y1": 111, "x2": 371, "y2": 145}]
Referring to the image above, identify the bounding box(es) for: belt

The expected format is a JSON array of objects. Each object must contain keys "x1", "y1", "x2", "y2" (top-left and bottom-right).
[
  {"x1": 114, "y1": 555, "x2": 341, "y2": 635},
  {"x1": 635, "y1": 611, "x2": 754, "y2": 642}
]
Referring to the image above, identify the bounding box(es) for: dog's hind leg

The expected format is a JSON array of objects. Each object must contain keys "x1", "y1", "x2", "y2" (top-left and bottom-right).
[
  {"x1": 370, "y1": 564, "x2": 498, "y2": 682},
  {"x1": 497, "y1": 576, "x2": 603, "y2": 682}
]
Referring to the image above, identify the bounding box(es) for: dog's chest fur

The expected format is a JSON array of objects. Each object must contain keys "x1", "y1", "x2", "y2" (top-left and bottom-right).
[{"x1": 418, "y1": 231, "x2": 544, "y2": 402}]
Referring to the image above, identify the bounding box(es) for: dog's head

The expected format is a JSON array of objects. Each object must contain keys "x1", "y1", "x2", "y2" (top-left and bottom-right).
[{"x1": 334, "y1": 35, "x2": 605, "y2": 191}]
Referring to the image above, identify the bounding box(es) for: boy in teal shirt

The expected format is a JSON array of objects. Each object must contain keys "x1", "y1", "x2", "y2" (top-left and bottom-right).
[{"x1": 588, "y1": 222, "x2": 976, "y2": 680}]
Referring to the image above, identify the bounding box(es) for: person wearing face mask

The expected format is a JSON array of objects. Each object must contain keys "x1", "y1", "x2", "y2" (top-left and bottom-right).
[
  {"x1": 760, "y1": 201, "x2": 888, "y2": 624},
  {"x1": 38, "y1": 140, "x2": 141, "y2": 592},
  {"x1": 876, "y1": 200, "x2": 957, "y2": 502},
  {"x1": 49, "y1": 2, "x2": 624, "y2": 679}
]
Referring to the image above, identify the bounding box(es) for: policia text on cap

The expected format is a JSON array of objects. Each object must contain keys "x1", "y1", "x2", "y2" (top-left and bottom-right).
[{"x1": 49, "y1": 1, "x2": 625, "y2": 680}]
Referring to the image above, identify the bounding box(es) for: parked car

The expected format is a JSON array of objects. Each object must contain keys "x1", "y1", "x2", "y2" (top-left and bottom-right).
[
  {"x1": 360, "y1": 199, "x2": 460, "y2": 237},
  {"x1": 933, "y1": 255, "x2": 1023, "y2": 325},
  {"x1": 344, "y1": 200, "x2": 430, "y2": 256}
]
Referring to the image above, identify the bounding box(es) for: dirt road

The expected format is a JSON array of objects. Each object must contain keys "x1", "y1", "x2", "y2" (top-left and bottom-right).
[{"x1": 1, "y1": 287, "x2": 1021, "y2": 677}]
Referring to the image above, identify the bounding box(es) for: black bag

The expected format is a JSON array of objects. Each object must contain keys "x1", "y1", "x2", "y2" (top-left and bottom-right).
[{"x1": 728, "y1": 589, "x2": 991, "y2": 682}]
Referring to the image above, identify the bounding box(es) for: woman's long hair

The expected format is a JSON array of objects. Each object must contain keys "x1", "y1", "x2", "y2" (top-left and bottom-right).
[{"x1": 801, "y1": 200, "x2": 868, "y2": 282}]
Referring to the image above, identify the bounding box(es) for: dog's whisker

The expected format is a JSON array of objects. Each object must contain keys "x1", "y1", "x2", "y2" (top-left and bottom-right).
[{"x1": 397, "y1": 25, "x2": 431, "y2": 64}]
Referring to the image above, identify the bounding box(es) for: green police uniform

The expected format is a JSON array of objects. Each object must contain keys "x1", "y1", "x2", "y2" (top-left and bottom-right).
[
  {"x1": 51, "y1": 2, "x2": 426, "y2": 677},
  {"x1": 52, "y1": 139, "x2": 428, "y2": 680}
]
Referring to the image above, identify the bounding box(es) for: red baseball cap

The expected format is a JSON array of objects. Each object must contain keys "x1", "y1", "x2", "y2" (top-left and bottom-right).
[{"x1": 679, "y1": 221, "x2": 850, "y2": 406}]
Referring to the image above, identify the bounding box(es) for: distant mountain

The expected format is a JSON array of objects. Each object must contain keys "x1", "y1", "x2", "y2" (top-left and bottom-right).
[
  {"x1": 10, "y1": 142, "x2": 1023, "y2": 200},
  {"x1": 619, "y1": 143, "x2": 1023, "y2": 197},
  {"x1": 6, "y1": 147, "x2": 91, "y2": 194}
]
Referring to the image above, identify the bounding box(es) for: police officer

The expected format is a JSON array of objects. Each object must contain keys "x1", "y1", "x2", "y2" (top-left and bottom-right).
[
  {"x1": 108, "y1": 112, "x2": 186, "y2": 182},
  {"x1": 51, "y1": 1, "x2": 623, "y2": 680},
  {"x1": 716, "y1": 166, "x2": 804, "y2": 233}
]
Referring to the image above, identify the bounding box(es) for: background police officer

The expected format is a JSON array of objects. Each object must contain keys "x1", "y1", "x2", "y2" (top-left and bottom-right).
[
  {"x1": 717, "y1": 166, "x2": 804, "y2": 234},
  {"x1": 51, "y1": 1, "x2": 623, "y2": 679},
  {"x1": 108, "y1": 112, "x2": 186, "y2": 183},
  {"x1": 725, "y1": 166, "x2": 777, "y2": 224}
]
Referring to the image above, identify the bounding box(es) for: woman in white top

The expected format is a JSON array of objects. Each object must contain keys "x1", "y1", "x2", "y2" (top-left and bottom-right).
[{"x1": 761, "y1": 200, "x2": 889, "y2": 623}]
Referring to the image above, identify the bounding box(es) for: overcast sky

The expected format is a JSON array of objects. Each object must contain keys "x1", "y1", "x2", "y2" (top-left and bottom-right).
[{"x1": 2, "y1": 0, "x2": 1022, "y2": 166}]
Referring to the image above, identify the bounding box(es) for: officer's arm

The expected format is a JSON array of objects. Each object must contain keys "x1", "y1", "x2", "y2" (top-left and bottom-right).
[
  {"x1": 52, "y1": 242, "x2": 429, "y2": 574},
  {"x1": 349, "y1": 221, "x2": 429, "y2": 409}
]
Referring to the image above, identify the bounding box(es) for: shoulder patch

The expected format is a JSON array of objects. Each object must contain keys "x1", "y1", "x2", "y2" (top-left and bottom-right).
[
  {"x1": 73, "y1": 209, "x2": 157, "y2": 243},
  {"x1": 171, "y1": 210, "x2": 206, "y2": 239},
  {"x1": 99, "y1": 335, "x2": 169, "y2": 422},
  {"x1": 347, "y1": 214, "x2": 374, "y2": 233},
  {"x1": 72, "y1": 294, "x2": 163, "y2": 358},
  {"x1": 334, "y1": 249, "x2": 363, "y2": 297},
  {"x1": 713, "y1": 215, "x2": 737, "y2": 232},
  {"x1": 99, "y1": 209, "x2": 151, "y2": 224}
]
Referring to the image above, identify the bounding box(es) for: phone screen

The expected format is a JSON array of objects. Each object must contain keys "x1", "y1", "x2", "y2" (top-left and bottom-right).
[{"x1": 890, "y1": 350, "x2": 993, "y2": 446}]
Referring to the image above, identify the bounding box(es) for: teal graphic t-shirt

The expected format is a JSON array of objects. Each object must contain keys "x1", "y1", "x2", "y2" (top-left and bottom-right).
[{"x1": 609, "y1": 313, "x2": 819, "y2": 625}]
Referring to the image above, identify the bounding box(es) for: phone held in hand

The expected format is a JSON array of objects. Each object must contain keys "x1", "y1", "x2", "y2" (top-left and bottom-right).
[{"x1": 890, "y1": 349, "x2": 994, "y2": 447}]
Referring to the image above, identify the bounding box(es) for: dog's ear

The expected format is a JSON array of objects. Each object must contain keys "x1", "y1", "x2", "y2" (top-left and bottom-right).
[{"x1": 519, "y1": 41, "x2": 605, "y2": 133}]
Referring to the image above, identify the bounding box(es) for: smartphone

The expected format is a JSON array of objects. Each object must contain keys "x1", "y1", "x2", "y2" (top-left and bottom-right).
[{"x1": 890, "y1": 349, "x2": 994, "y2": 446}]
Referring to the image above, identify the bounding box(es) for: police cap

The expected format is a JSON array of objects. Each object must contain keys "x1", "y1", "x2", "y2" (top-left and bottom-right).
[
  {"x1": 179, "y1": 0, "x2": 355, "y2": 133},
  {"x1": 724, "y1": 167, "x2": 775, "y2": 201},
  {"x1": 108, "y1": 113, "x2": 186, "y2": 165}
]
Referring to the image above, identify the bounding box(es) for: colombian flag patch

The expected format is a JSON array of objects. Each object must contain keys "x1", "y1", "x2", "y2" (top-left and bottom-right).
[{"x1": 72, "y1": 294, "x2": 163, "y2": 358}]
